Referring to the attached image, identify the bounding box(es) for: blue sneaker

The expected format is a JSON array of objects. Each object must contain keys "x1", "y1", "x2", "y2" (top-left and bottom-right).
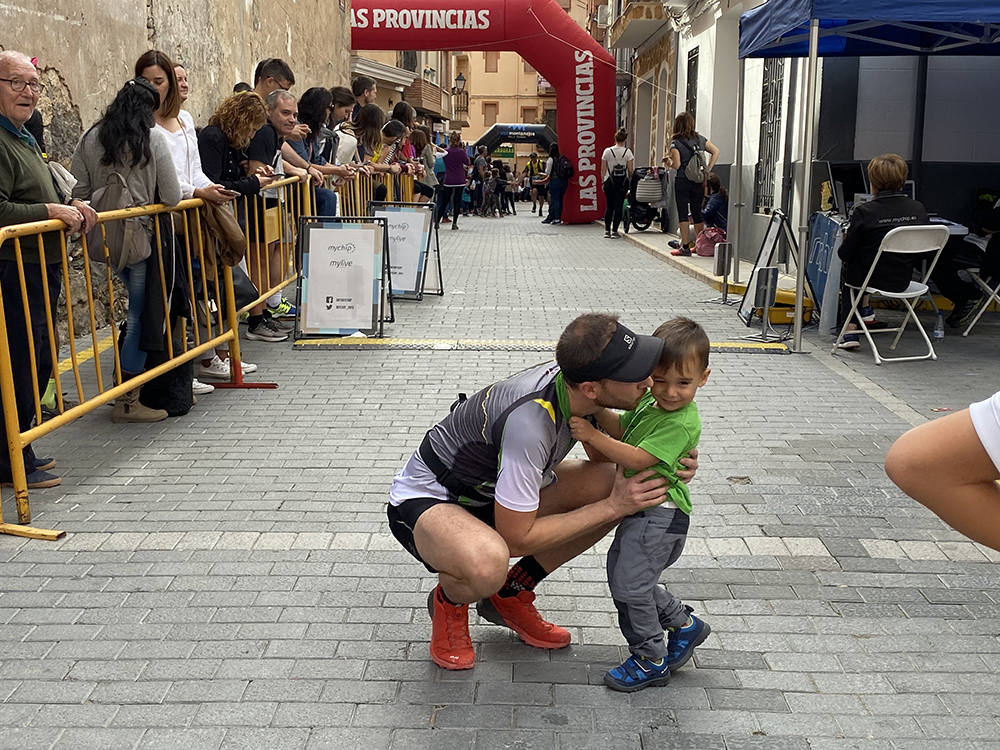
[
  {"x1": 604, "y1": 654, "x2": 670, "y2": 692},
  {"x1": 666, "y1": 608, "x2": 710, "y2": 671}
]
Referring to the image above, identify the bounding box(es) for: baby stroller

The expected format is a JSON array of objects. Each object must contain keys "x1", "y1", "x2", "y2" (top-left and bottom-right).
[
  {"x1": 623, "y1": 166, "x2": 679, "y2": 235},
  {"x1": 623, "y1": 167, "x2": 663, "y2": 233}
]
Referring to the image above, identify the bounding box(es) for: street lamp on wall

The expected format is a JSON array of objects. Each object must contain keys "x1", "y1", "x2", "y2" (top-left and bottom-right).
[{"x1": 451, "y1": 72, "x2": 469, "y2": 117}]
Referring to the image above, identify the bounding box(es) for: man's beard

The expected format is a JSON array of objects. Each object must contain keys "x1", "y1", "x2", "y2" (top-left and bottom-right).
[{"x1": 595, "y1": 391, "x2": 642, "y2": 411}]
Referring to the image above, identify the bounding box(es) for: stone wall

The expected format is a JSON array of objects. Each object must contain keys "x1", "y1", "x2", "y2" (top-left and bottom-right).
[
  {"x1": 7, "y1": 0, "x2": 352, "y2": 159},
  {"x1": 4, "y1": 0, "x2": 351, "y2": 340}
]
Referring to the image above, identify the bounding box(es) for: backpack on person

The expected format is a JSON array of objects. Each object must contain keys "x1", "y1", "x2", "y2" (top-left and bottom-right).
[
  {"x1": 555, "y1": 154, "x2": 574, "y2": 181},
  {"x1": 609, "y1": 148, "x2": 628, "y2": 188},
  {"x1": 85, "y1": 171, "x2": 152, "y2": 272},
  {"x1": 684, "y1": 138, "x2": 709, "y2": 183}
]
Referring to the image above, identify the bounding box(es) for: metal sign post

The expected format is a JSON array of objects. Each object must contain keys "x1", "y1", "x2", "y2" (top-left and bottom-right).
[{"x1": 700, "y1": 242, "x2": 738, "y2": 306}]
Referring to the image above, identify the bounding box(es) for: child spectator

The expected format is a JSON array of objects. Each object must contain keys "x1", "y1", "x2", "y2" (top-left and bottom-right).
[
  {"x1": 482, "y1": 168, "x2": 500, "y2": 217},
  {"x1": 569, "y1": 316, "x2": 712, "y2": 692}
]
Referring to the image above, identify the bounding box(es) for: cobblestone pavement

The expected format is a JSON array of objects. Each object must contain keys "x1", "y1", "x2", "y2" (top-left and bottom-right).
[{"x1": 1, "y1": 210, "x2": 998, "y2": 749}]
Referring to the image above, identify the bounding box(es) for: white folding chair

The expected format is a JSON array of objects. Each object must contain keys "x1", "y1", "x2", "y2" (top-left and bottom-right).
[
  {"x1": 961, "y1": 267, "x2": 1000, "y2": 337},
  {"x1": 832, "y1": 225, "x2": 950, "y2": 365}
]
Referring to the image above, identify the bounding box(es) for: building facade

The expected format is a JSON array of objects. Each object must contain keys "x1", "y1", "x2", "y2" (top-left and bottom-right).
[
  {"x1": 457, "y1": 0, "x2": 594, "y2": 167},
  {"x1": 11, "y1": 0, "x2": 352, "y2": 161}
]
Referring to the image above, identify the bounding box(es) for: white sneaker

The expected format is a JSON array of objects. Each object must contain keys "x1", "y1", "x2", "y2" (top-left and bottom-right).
[
  {"x1": 192, "y1": 378, "x2": 215, "y2": 395},
  {"x1": 199, "y1": 355, "x2": 258, "y2": 380},
  {"x1": 198, "y1": 356, "x2": 231, "y2": 380}
]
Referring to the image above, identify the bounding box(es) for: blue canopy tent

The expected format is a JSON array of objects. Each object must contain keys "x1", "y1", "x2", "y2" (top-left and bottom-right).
[{"x1": 734, "y1": 0, "x2": 1000, "y2": 349}]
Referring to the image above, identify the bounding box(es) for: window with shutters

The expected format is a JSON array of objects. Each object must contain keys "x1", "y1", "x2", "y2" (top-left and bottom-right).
[
  {"x1": 521, "y1": 107, "x2": 538, "y2": 124},
  {"x1": 485, "y1": 52, "x2": 500, "y2": 73},
  {"x1": 483, "y1": 102, "x2": 499, "y2": 126}
]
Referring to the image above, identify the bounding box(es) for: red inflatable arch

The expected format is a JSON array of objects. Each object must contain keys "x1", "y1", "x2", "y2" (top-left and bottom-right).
[{"x1": 351, "y1": 0, "x2": 615, "y2": 224}]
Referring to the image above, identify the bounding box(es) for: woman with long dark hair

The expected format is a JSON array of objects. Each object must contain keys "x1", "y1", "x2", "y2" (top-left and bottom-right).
[{"x1": 71, "y1": 78, "x2": 182, "y2": 423}]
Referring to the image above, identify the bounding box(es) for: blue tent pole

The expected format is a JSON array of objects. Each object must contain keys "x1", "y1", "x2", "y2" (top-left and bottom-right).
[{"x1": 793, "y1": 18, "x2": 820, "y2": 352}]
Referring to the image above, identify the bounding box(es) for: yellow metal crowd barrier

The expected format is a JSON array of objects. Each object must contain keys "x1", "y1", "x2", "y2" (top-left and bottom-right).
[
  {"x1": 0, "y1": 171, "x2": 415, "y2": 540},
  {"x1": 0, "y1": 176, "x2": 312, "y2": 539},
  {"x1": 333, "y1": 172, "x2": 415, "y2": 215}
]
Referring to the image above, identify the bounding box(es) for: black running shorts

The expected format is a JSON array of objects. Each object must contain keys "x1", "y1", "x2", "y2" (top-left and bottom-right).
[{"x1": 386, "y1": 498, "x2": 495, "y2": 573}]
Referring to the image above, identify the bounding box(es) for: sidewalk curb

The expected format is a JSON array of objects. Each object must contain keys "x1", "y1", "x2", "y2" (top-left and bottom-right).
[{"x1": 620, "y1": 229, "x2": 747, "y2": 294}]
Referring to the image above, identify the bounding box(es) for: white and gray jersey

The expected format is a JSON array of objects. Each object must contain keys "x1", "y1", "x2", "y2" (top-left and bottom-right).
[{"x1": 388, "y1": 362, "x2": 575, "y2": 513}]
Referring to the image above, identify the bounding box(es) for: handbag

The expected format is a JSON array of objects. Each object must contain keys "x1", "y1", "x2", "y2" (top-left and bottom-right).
[
  {"x1": 201, "y1": 202, "x2": 246, "y2": 267},
  {"x1": 229, "y1": 263, "x2": 259, "y2": 311},
  {"x1": 635, "y1": 171, "x2": 663, "y2": 204},
  {"x1": 695, "y1": 226, "x2": 726, "y2": 257}
]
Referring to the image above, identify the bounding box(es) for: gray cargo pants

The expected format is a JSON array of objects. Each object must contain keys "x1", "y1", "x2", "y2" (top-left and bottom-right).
[{"x1": 606, "y1": 505, "x2": 690, "y2": 660}]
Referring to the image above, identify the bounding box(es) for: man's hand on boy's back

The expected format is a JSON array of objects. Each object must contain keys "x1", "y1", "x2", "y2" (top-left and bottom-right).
[{"x1": 607, "y1": 466, "x2": 668, "y2": 518}]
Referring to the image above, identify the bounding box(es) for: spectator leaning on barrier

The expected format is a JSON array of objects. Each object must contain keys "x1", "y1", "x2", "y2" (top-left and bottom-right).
[
  {"x1": 325, "y1": 87, "x2": 355, "y2": 164},
  {"x1": 243, "y1": 89, "x2": 312, "y2": 341},
  {"x1": 71, "y1": 77, "x2": 183, "y2": 424},
  {"x1": 196, "y1": 94, "x2": 275, "y2": 360},
  {"x1": 0, "y1": 50, "x2": 96, "y2": 489},
  {"x1": 288, "y1": 87, "x2": 357, "y2": 217},
  {"x1": 158, "y1": 57, "x2": 260, "y2": 389},
  {"x1": 351, "y1": 76, "x2": 377, "y2": 120}
]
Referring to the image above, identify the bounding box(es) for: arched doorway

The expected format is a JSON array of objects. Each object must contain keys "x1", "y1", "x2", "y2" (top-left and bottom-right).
[{"x1": 351, "y1": 0, "x2": 615, "y2": 223}]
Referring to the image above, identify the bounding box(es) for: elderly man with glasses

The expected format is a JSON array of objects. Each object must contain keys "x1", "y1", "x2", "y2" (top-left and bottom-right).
[{"x1": 0, "y1": 50, "x2": 97, "y2": 489}]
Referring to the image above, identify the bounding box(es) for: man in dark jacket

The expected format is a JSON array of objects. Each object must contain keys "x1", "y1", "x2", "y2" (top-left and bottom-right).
[
  {"x1": 836, "y1": 153, "x2": 928, "y2": 350},
  {"x1": 0, "y1": 51, "x2": 96, "y2": 488}
]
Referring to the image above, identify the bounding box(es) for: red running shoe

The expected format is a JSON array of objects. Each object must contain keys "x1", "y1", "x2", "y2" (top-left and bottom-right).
[
  {"x1": 476, "y1": 591, "x2": 571, "y2": 649},
  {"x1": 427, "y1": 586, "x2": 475, "y2": 670}
]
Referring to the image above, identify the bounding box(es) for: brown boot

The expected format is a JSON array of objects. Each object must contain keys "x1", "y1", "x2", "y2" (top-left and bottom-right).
[{"x1": 112, "y1": 388, "x2": 168, "y2": 423}]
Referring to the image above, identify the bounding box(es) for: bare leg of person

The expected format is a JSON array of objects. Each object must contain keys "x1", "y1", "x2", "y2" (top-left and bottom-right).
[
  {"x1": 413, "y1": 504, "x2": 511, "y2": 603},
  {"x1": 886, "y1": 409, "x2": 1000, "y2": 550},
  {"x1": 678, "y1": 219, "x2": 691, "y2": 246}
]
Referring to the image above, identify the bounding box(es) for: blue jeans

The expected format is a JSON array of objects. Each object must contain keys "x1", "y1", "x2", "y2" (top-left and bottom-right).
[
  {"x1": 315, "y1": 187, "x2": 337, "y2": 217},
  {"x1": 547, "y1": 178, "x2": 567, "y2": 221},
  {"x1": 118, "y1": 261, "x2": 147, "y2": 374}
]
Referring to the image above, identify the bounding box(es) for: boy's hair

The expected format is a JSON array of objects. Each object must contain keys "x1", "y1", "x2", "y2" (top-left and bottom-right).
[{"x1": 652, "y1": 317, "x2": 709, "y2": 372}]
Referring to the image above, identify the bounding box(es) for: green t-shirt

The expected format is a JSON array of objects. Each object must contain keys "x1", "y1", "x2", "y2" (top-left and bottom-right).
[{"x1": 619, "y1": 392, "x2": 700, "y2": 515}]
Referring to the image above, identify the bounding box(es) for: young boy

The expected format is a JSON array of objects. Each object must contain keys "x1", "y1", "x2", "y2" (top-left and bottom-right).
[{"x1": 569, "y1": 316, "x2": 711, "y2": 692}]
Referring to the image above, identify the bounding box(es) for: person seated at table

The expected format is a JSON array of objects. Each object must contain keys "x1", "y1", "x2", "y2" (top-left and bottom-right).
[
  {"x1": 836, "y1": 153, "x2": 928, "y2": 350},
  {"x1": 931, "y1": 194, "x2": 1000, "y2": 328}
]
